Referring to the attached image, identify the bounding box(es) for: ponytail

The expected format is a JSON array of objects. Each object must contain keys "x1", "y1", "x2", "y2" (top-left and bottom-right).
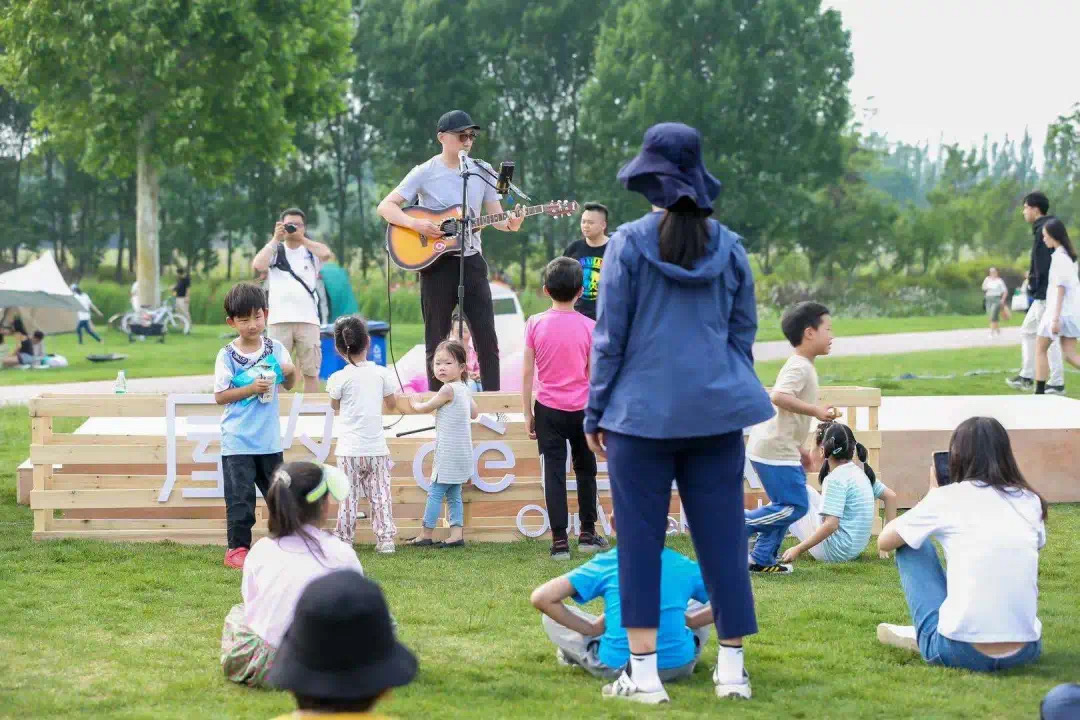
[
  {"x1": 266, "y1": 462, "x2": 333, "y2": 562},
  {"x1": 817, "y1": 422, "x2": 877, "y2": 488},
  {"x1": 658, "y1": 197, "x2": 710, "y2": 270},
  {"x1": 334, "y1": 316, "x2": 370, "y2": 366}
]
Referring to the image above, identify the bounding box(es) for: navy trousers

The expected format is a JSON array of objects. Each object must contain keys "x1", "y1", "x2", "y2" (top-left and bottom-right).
[{"x1": 606, "y1": 430, "x2": 757, "y2": 640}]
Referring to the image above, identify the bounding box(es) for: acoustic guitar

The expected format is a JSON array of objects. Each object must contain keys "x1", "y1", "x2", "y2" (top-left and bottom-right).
[{"x1": 385, "y1": 200, "x2": 579, "y2": 271}]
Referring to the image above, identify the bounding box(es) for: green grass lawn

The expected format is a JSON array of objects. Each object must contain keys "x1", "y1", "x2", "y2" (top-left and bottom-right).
[
  {"x1": 0, "y1": 407, "x2": 1076, "y2": 719},
  {"x1": 754, "y1": 312, "x2": 1023, "y2": 343},
  {"x1": 0, "y1": 324, "x2": 426, "y2": 387}
]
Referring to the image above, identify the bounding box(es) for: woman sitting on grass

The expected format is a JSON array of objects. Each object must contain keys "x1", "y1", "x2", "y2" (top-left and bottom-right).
[
  {"x1": 781, "y1": 422, "x2": 897, "y2": 564},
  {"x1": 876, "y1": 416, "x2": 1045, "y2": 672},
  {"x1": 221, "y1": 461, "x2": 362, "y2": 687}
]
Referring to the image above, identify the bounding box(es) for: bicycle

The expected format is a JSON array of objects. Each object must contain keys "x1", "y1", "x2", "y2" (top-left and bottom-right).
[{"x1": 109, "y1": 298, "x2": 191, "y2": 336}]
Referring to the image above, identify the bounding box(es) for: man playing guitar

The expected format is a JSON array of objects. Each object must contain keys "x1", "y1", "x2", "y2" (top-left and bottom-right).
[{"x1": 377, "y1": 109, "x2": 524, "y2": 391}]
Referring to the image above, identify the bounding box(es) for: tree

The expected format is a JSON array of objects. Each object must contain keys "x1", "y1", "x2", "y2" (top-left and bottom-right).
[
  {"x1": 582, "y1": 0, "x2": 852, "y2": 271},
  {"x1": 0, "y1": 0, "x2": 354, "y2": 306}
]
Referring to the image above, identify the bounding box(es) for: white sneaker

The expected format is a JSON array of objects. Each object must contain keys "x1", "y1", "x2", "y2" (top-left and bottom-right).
[
  {"x1": 877, "y1": 623, "x2": 919, "y2": 653},
  {"x1": 375, "y1": 542, "x2": 396, "y2": 554},
  {"x1": 601, "y1": 671, "x2": 670, "y2": 705},
  {"x1": 713, "y1": 668, "x2": 752, "y2": 700}
]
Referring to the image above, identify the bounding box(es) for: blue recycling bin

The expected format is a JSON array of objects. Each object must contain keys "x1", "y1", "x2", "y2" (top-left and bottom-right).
[{"x1": 319, "y1": 320, "x2": 389, "y2": 381}]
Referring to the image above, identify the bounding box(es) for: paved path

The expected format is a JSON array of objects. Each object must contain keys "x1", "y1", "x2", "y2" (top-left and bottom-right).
[{"x1": 1, "y1": 326, "x2": 1023, "y2": 406}]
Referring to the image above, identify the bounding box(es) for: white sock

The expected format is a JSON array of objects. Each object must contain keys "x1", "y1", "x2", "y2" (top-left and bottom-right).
[
  {"x1": 628, "y1": 652, "x2": 662, "y2": 692},
  {"x1": 715, "y1": 644, "x2": 745, "y2": 685}
]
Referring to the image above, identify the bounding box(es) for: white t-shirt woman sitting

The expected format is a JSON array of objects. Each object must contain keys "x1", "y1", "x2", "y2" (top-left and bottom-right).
[{"x1": 876, "y1": 416, "x2": 1046, "y2": 672}]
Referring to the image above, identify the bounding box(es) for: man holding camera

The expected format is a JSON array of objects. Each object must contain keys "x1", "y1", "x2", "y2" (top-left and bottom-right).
[{"x1": 252, "y1": 208, "x2": 332, "y2": 393}]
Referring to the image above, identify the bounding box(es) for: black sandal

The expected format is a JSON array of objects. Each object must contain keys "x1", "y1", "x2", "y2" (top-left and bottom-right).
[
  {"x1": 436, "y1": 539, "x2": 465, "y2": 548},
  {"x1": 405, "y1": 537, "x2": 434, "y2": 547}
]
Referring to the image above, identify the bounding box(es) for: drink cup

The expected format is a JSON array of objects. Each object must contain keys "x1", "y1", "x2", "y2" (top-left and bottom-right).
[{"x1": 258, "y1": 368, "x2": 276, "y2": 403}]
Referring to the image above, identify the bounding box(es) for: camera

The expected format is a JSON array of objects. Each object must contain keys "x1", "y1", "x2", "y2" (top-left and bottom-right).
[{"x1": 284, "y1": 223, "x2": 297, "y2": 234}]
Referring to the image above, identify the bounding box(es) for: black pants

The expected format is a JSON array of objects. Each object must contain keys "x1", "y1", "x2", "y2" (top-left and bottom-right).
[
  {"x1": 535, "y1": 401, "x2": 597, "y2": 538},
  {"x1": 421, "y1": 253, "x2": 500, "y2": 391},
  {"x1": 222, "y1": 453, "x2": 283, "y2": 549}
]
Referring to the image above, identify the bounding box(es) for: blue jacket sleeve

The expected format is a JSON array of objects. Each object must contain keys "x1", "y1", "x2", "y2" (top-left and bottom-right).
[
  {"x1": 727, "y1": 239, "x2": 758, "y2": 363},
  {"x1": 586, "y1": 234, "x2": 633, "y2": 434}
]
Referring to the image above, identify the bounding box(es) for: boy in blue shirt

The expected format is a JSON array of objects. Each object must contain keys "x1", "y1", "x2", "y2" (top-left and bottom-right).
[
  {"x1": 214, "y1": 283, "x2": 296, "y2": 569},
  {"x1": 530, "y1": 512, "x2": 711, "y2": 683}
]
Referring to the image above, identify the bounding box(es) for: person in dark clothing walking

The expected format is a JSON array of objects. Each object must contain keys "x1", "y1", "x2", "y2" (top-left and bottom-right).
[{"x1": 1007, "y1": 191, "x2": 1065, "y2": 393}]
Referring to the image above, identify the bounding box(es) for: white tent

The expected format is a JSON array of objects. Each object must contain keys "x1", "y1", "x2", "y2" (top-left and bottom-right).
[{"x1": 0, "y1": 252, "x2": 82, "y2": 334}]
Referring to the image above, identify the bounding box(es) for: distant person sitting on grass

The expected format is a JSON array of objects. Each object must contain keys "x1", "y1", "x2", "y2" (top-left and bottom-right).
[
  {"x1": 266, "y1": 570, "x2": 417, "y2": 720},
  {"x1": 530, "y1": 510, "x2": 711, "y2": 683},
  {"x1": 876, "y1": 417, "x2": 1045, "y2": 672},
  {"x1": 214, "y1": 282, "x2": 297, "y2": 569},
  {"x1": 221, "y1": 461, "x2": 363, "y2": 687},
  {"x1": 2, "y1": 328, "x2": 33, "y2": 368},
  {"x1": 782, "y1": 422, "x2": 897, "y2": 565}
]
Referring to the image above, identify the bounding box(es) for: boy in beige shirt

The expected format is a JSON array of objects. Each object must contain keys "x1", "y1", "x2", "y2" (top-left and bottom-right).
[{"x1": 745, "y1": 302, "x2": 836, "y2": 573}]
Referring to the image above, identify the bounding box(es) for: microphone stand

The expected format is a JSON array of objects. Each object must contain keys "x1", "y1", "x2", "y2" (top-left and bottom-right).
[{"x1": 455, "y1": 155, "x2": 502, "y2": 343}]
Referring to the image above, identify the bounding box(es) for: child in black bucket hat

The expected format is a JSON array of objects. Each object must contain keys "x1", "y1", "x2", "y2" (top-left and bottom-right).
[{"x1": 267, "y1": 570, "x2": 417, "y2": 718}]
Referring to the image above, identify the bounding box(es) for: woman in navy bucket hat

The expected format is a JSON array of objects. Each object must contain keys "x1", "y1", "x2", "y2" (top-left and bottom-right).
[{"x1": 585, "y1": 122, "x2": 774, "y2": 705}]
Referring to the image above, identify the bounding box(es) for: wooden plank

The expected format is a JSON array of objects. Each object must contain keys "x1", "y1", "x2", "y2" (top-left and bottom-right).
[
  {"x1": 33, "y1": 526, "x2": 528, "y2": 545},
  {"x1": 868, "y1": 405, "x2": 879, "y2": 432},
  {"x1": 815, "y1": 387, "x2": 880, "y2": 407}
]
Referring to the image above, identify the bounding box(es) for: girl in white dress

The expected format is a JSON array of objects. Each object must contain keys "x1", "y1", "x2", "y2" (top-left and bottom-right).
[{"x1": 1035, "y1": 219, "x2": 1080, "y2": 394}]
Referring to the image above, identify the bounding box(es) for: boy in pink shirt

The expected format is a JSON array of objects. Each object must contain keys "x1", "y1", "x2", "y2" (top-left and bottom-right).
[{"x1": 523, "y1": 257, "x2": 607, "y2": 559}]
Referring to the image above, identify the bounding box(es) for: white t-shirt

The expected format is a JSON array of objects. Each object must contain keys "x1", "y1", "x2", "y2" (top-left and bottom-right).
[
  {"x1": 1046, "y1": 247, "x2": 1080, "y2": 320},
  {"x1": 981, "y1": 277, "x2": 1007, "y2": 300},
  {"x1": 242, "y1": 528, "x2": 363, "y2": 647},
  {"x1": 326, "y1": 362, "x2": 397, "y2": 457},
  {"x1": 268, "y1": 243, "x2": 321, "y2": 326},
  {"x1": 213, "y1": 340, "x2": 292, "y2": 393},
  {"x1": 893, "y1": 481, "x2": 1045, "y2": 643},
  {"x1": 74, "y1": 292, "x2": 92, "y2": 322}
]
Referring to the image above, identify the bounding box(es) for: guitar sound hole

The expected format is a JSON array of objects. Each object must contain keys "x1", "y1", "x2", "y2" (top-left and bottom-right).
[{"x1": 440, "y1": 219, "x2": 459, "y2": 237}]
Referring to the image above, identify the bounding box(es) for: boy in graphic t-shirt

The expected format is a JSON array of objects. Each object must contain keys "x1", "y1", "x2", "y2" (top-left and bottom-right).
[
  {"x1": 523, "y1": 257, "x2": 607, "y2": 559},
  {"x1": 744, "y1": 301, "x2": 836, "y2": 574},
  {"x1": 562, "y1": 203, "x2": 609, "y2": 320}
]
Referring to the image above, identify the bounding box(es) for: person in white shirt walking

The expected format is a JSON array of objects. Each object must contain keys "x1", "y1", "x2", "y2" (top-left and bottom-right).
[
  {"x1": 252, "y1": 208, "x2": 332, "y2": 393},
  {"x1": 1034, "y1": 219, "x2": 1080, "y2": 394},
  {"x1": 981, "y1": 267, "x2": 1008, "y2": 337},
  {"x1": 70, "y1": 284, "x2": 104, "y2": 344},
  {"x1": 876, "y1": 416, "x2": 1045, "y2": 672}
]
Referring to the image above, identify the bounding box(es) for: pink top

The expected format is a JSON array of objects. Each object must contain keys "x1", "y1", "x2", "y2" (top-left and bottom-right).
[
  {"x1": 465, "y1": 336, "x2": 480, "y2": 378},
  {"x1": 526, "y1": 309, "x2": 595, "y2": 412}
]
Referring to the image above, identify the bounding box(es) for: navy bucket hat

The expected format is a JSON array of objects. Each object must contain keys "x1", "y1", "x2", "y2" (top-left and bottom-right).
[{"x1": 616, "y1": 123, "x2": 722, "y2": 214}]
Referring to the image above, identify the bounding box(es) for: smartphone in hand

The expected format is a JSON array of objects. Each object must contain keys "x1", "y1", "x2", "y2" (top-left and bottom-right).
[{"x1": 933, "y1": 451, "x2": 951, "y2": 486}]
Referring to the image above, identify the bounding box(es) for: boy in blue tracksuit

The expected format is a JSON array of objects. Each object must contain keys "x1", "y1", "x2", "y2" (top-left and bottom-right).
[{"x1": 745, "y1": 301, "x2": 836, "y2": 573}]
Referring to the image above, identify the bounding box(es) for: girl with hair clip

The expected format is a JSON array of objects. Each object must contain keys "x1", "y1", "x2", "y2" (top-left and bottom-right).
[
  {"x1": 407, "y1": 339, "x2": 479, "y2": 548},
  {"x1": 220, "y1": 461, "x2": 362, "y2": 687},
  {"x1": 783, "y1": 422, "x2": 897, "y2": 565},
  {"x1": 327, "y1": 315, "x2": 410, "y2": 554},
  {"x1": 1035, "y1": 218, "x2": 1080, "y2": 394}
]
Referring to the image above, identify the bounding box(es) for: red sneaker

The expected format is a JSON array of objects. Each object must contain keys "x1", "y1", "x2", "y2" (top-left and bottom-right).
[{"x1": 224, "y1": 547, "x2": 248, "y2": 569}]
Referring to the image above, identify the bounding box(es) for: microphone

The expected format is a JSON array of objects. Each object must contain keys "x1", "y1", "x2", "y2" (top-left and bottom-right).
[
  {"x1": 495, "y1": 161, "x2": 515, "y2": 195},
  {"x1": 458, "y1": 149, "x2": 469, "y2": 175}
]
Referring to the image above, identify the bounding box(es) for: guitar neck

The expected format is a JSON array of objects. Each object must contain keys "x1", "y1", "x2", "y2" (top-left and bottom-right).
[{"x1": 474, "y1": 204, "x2": 546, "y2": 229}]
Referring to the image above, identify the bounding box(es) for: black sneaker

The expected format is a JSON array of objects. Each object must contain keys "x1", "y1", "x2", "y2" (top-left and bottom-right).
[
  {"x1": 578, "y1": 532, "x2": 611, "y2": 554},
  {"x1": 550, "y1": 537, "x2": 570, "y2": 559},
  {"x1": 1006, "y1": 375, "x2": 1033, "y2": 391},
  {"x1": 749, "y1": 562, "x2": 793, "y2": 574},
  {"x1": 1046, "y1": 384, "x2": 1066, "y2": 396}
]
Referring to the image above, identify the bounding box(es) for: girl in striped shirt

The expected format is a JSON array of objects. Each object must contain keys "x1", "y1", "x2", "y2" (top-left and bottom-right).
[
  {"x1": 783, "y1": 423, "x2": 897, "y2": 564},
  {"x1": 407, "y1": 340, "x2": 478, "y2": 548}
]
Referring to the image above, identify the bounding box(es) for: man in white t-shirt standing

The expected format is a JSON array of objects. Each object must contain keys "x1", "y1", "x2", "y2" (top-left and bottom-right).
[{"x1": 252, "y1": 208, "x2": 332, "y2": 393}]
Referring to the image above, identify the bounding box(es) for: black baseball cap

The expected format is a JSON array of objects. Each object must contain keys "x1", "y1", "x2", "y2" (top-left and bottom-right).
[{"x1": 437, "y1": 110, "x2": 481, "y2": 133}]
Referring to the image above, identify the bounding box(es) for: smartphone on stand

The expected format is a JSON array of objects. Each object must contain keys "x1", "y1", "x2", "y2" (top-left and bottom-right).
[{"x1": 932, "y1": 451, "x2": 951, "y2": 486}]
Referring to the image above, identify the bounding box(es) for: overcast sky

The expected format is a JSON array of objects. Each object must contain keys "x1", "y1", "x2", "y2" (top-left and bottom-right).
[{"x1": 823, "y1": 0, "x2": 1080, "y2": 157}]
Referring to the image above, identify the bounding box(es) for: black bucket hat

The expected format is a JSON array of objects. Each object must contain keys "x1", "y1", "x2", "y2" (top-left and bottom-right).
[
  {"x1": 616, "y1": 122, "x2": 722, "y2": 214},
  {"x1": 437, "y1": 109, "x2": 481, "y2": 133},
  {"x1": 267, "y1": 570, "x2": 417, "y2": 699}
]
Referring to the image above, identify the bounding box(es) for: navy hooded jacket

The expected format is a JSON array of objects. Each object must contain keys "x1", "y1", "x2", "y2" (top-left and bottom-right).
[{"x1": 585, "y1": 211, "x2": 775, "y2": 438}]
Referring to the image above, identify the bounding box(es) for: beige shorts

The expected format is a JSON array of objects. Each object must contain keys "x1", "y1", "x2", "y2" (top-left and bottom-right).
[{"x1": 268, "y1": 322, "x2": 321, "y2": 378}]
